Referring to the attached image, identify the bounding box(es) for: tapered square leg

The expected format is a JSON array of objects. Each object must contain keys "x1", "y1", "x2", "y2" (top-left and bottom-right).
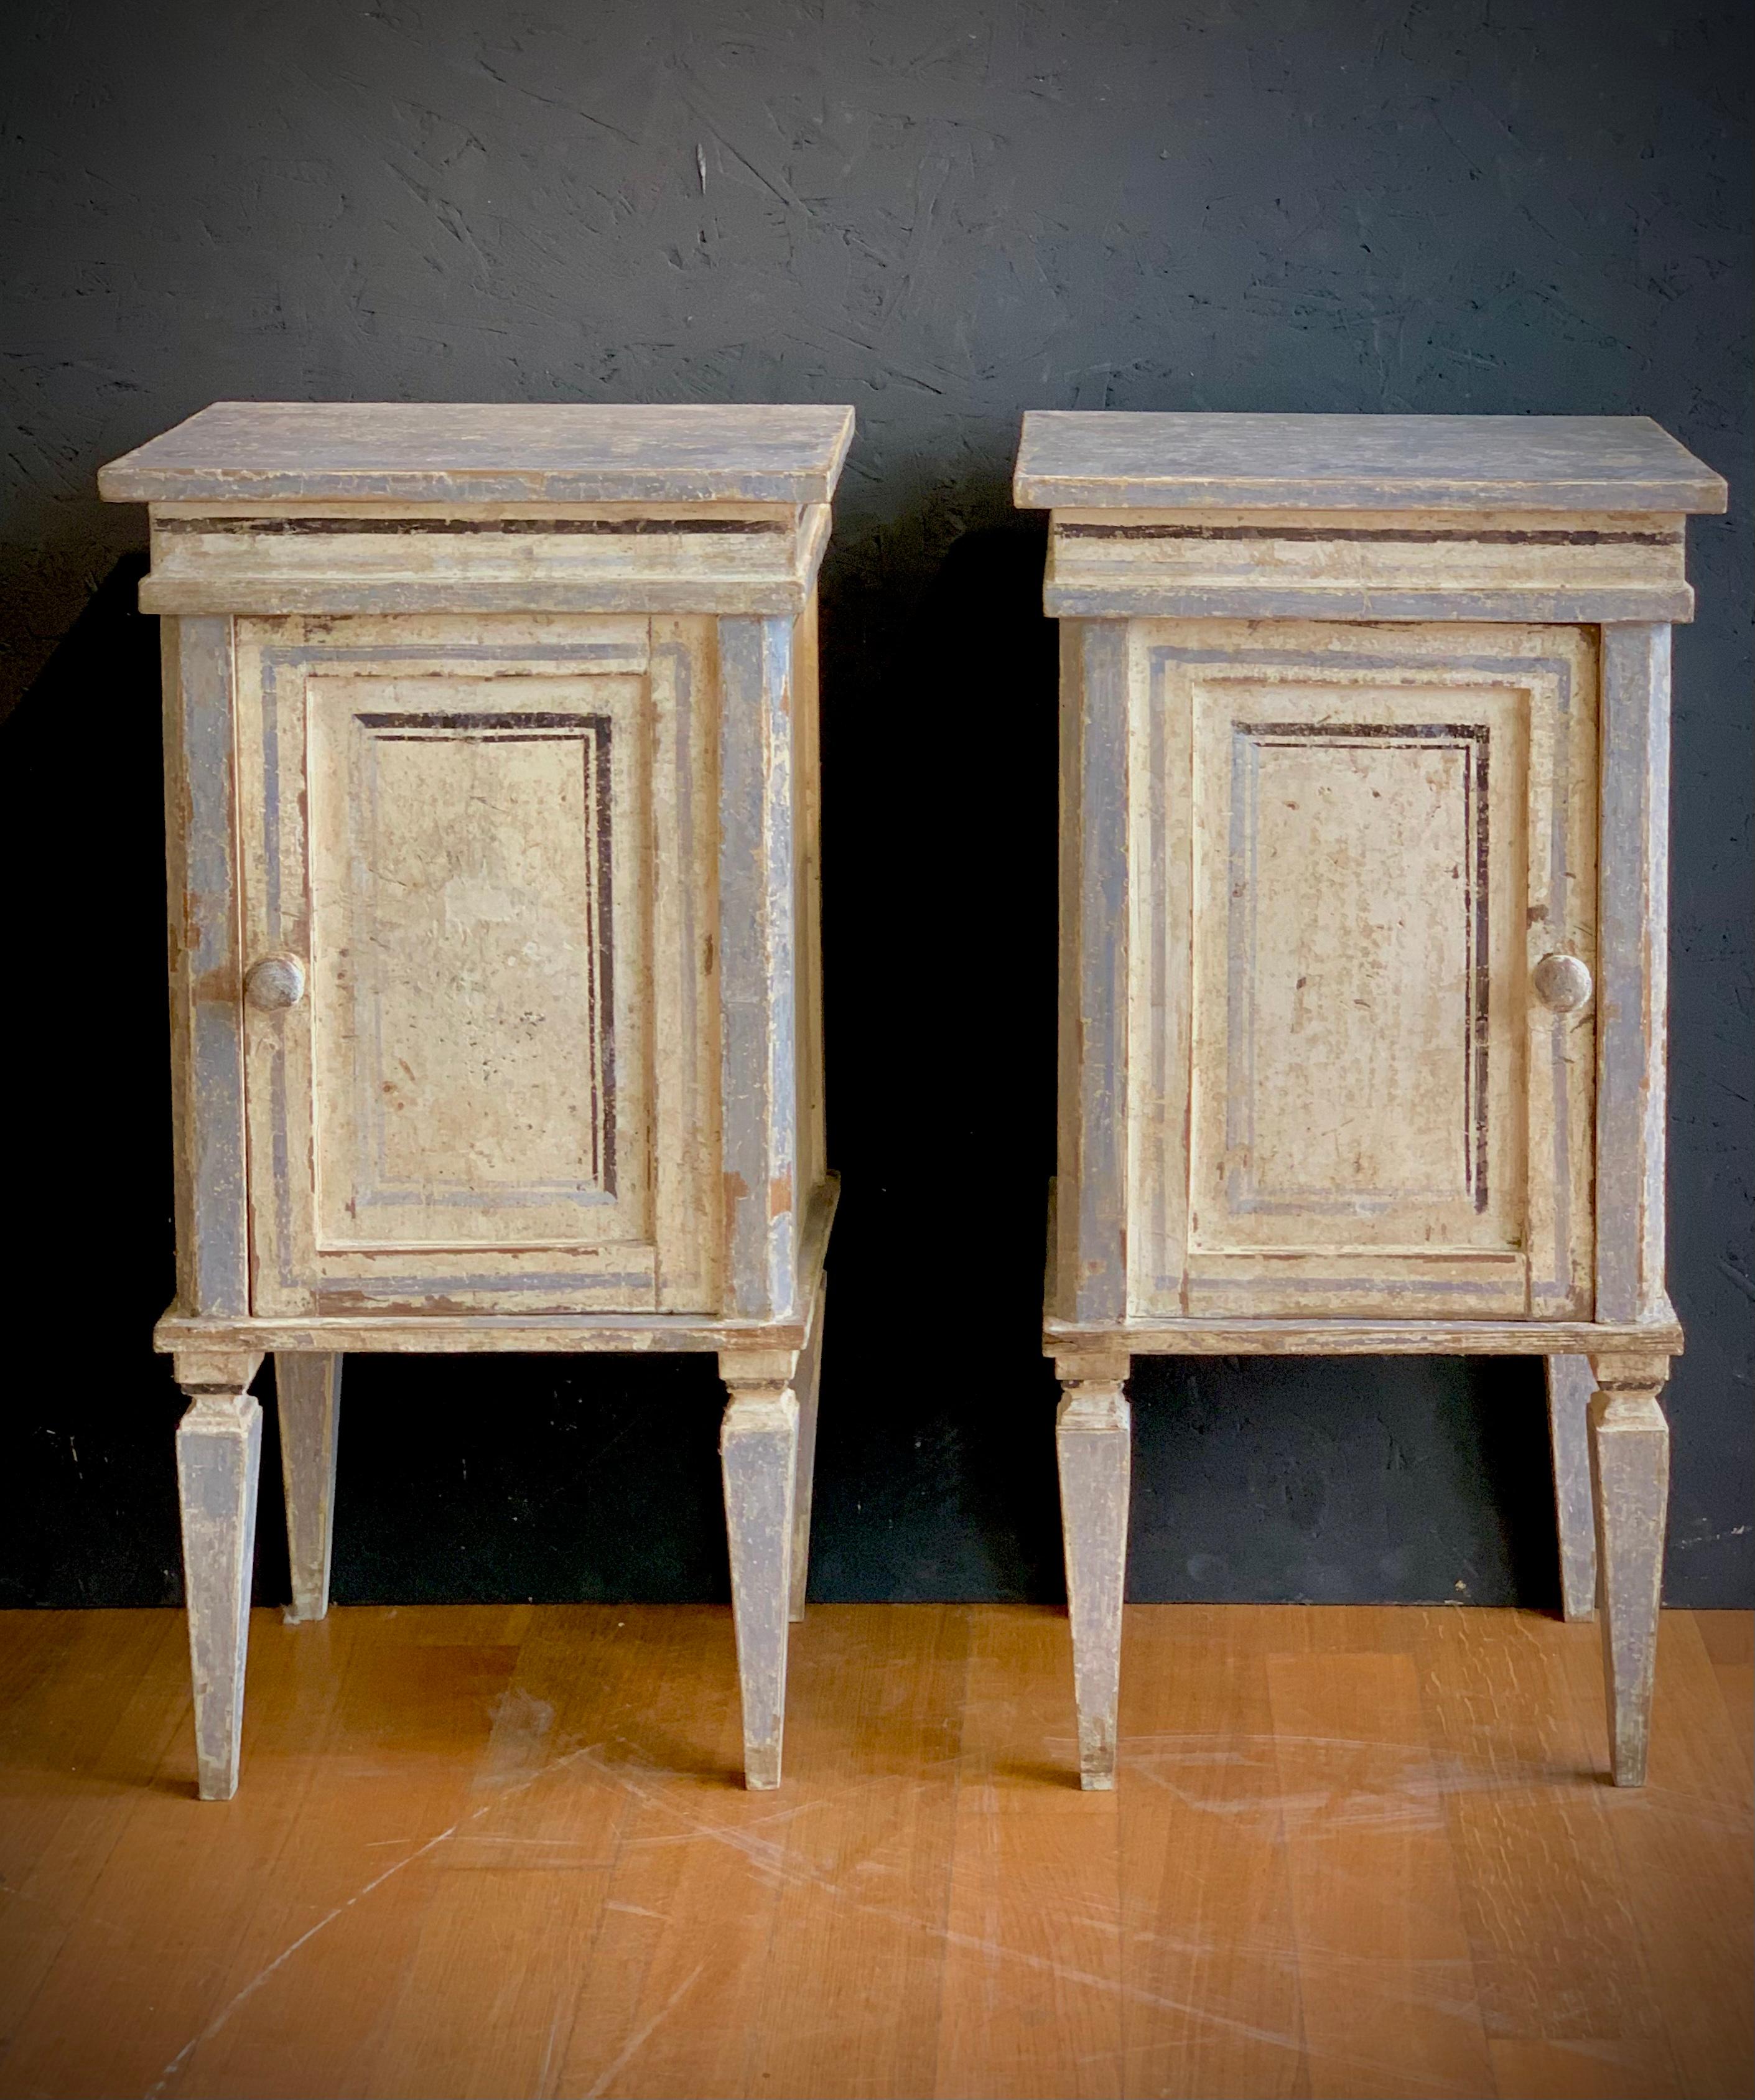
[
  {"x1": 788, "y1": 1276, "x2": 827, "y2": 1625},
  {"x1": 277, "y1": 1353, "x2": 342, "y2": 1624},
  {"x1": 1546, "y1": 1354, "x2": 1598, "y2": 1622},
  {"x1": 1586, "y1": 1354, "x2": 1672, "y2": 1786},
  {"x1": 174, "y1": 1350, "x2": 265, "y2": 1802},
  {"x1": 719, "y1": 1367, "x2": 799, "y2": 1789},
  {"x1": 1055, "y1": 1362, "x2": 1132, "y2": 1789}
]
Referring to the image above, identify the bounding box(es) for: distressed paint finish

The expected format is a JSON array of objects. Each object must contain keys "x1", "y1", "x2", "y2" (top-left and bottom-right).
[
  {"x1": 1023, "y1": 411, "x2": 1721, "y2": 1786},
  {"x1": 1547, "y1": 1355, "x2": 1599, "y2": 1622},
  {"x1": 717, "y1": 614, "x2": 799, "y2": 1322},
  {"x1": 719, "y1": 1372, "x2": 799, "y2": 1788},
  {"x1": 791, "y1": 595, "x2": 829, "y2": 1225},
  {"x1": 1055, "y1": 618, "x2": 1130, "y2": 1323},
  {"x1": 105, "y1": 403, "x2": 848, "y2": 1794},
  {"x1": 650, "y1": 614, "x2": 725, "y2": 1314},
  {"x1": 102, "y1": 401, "x2": 855, "y2": 508},
  {"x1": 1587, "y1": 1355, "x2": 1673, "y2": 1785},
  {"x1": 1187, "y1": 663, "x2": 1524, "y2": 1315},
  {"x1": 789, "y1": 1272, "x2": 828, "y2": 1624},
  {"x1": 1044, "y1": 1314, "x2": 1683, "y2": 1356},
  {"x1": 140, "y1": 502, "x2": 836, "y2": 618},
  {"x1": 231, "y1": 614, "x2": 671, "y2": 1318},
  {"x1": 277, "y1": 1353, "x2": 342, "y2": 1624},
  {"x1": 1132, "y1": 619, "x2": 1597, "y2": 1322},
  {"x1": 1045, "y1": 506, "x2": 1697, "y2": 624},
  {"x1": 174, "y1": 1355, "x2": 265, "y2": 1801},
  {"x1": 162, "y1": 615, "x2": 249, "y2": 1317},
  {"x1": 1054, "y1": 1367, "x2": 1132, "y2": 1788},
  {"x1": 302, "y1": 670, "x2": 644, "y2": 1249},
  {"x1": 1595, "y1": 624, "x2": 1672, "y2": 1323},
  {"x1": 151, "y1": 1175, "x2": 837, "y2": 1361},
  {"x1": 1015, "y1": 413, "x2": 1728, "y2": 513},
  {"x1": 151, "y1": 1174, "x2": 837, "y2": 1361}
]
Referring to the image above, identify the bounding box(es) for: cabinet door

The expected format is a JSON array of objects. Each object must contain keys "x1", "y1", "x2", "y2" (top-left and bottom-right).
[
  {"x1": 235, "y1": 614, "x2": 718, "y2": 1317},
  {"x1": 1130, "y1": 621, "x2": 1596, "y2": 1320}
]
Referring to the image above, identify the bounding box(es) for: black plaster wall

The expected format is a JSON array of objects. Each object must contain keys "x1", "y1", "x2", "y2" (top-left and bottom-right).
[{"x1": 2, "y1": 0, "x2": 1748, "y2": 1612}]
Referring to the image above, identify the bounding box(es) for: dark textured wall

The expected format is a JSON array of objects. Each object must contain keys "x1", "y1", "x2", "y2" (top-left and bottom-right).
[{"x1": 2, "y1": 0, "x2": 1748, "y2": 1612}]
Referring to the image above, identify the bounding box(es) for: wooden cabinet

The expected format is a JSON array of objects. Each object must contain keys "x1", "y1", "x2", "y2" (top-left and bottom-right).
[
  {"x1": 1015, "y1": 412, "x2": 1726, "y2": 1790},
  {"x1": 101, "y1": 403, "x2": 852, "y2": 1797}
]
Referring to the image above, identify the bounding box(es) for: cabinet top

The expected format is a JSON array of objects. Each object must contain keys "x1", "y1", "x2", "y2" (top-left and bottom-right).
[
  {"x1": 99, "y1": 401, "x2": 857, "y2": 506},
  {"x1": 1013, "y1": 413, "x2": 1726, "y2": 513}
]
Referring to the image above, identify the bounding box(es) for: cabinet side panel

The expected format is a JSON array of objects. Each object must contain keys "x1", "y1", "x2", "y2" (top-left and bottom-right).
[
  {"x1": 790, "y1": 592, "x2": 828, "y2": 1215},
  {"x1": 718, "y1": 615, "x2": 798, "y2": 1319},
  {"x1": 1127, "y1": 629, "x2": 1192, "y2": 1315},
  {"x1": 1056, "y1": 619, "x2": 1130, "y2": 1322},
  {"x1": 651, "y1": 614, "x2": 723, "y2": 1311},
  {"x1": 1596, "y1": 624, "x2": 1670, "y2": 1322},
  {"x1": 163, "y1": 615, "x2": 248, "y2": 1315}
]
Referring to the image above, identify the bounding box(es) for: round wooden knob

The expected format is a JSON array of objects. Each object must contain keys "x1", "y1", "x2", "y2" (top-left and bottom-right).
[
  {"x1": 244, "y1": 955, "x2": 305, "y2": 1012},
  {"x1": 1532, "y1": 952, "x2": 1593, "y2": 1014}
]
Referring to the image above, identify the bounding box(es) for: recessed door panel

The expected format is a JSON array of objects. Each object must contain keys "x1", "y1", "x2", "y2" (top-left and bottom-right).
[
  {"x1": 1193, "y1": 686, "x2": 1526, "y2": 1260},
  {"x1": 1129, "y1": 621, "x2": 1596, "y2": 1320},
  {"x1": 235, "y1": 614, "x2": 715, "y2": 1317},
  {"x1": 305, "y1": 676, "x2": 643, "y2": 1253}
]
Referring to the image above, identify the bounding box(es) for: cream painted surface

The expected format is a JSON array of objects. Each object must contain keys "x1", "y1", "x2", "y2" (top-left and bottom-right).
[
  {"x1": 1191, "y1": 681, "x2": 1527, "y2": 1270},
  {"x1": 235, "y1": 612, "x2": 705, "y2": 1317},
  {"x1": 1045, "y1": 506, "x2": 1690, "y2": 619},
  {"x1": 142, "y1": 502, "x2": 835, "y2": 617},
  {"x1": 305, "y1": 670, "x2": 648, "y2": 1254},
  {"x1": 1131, "y1": 620, "x2": 1596, "y2": 1321}
]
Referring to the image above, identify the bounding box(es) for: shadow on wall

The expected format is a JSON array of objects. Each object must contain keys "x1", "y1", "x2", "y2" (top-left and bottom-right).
[{"x1": 0, "y1": 531, "x2": 1556, "y2": 1611}]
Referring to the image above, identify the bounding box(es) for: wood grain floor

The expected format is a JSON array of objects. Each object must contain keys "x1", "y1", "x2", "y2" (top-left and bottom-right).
[{"x1": 0, "y1": 1603, "x2": 1748, "y2": 2100}]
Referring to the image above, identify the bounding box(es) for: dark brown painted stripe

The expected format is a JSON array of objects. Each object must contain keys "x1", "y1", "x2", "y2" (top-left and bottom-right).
[
  {"x1": 1059, "y1": 521, "x2": 1676, "y2": 546},
  {"x1": 357, "y1": 711, "x2": 607, "y2": 730},
  {"x1": 159, "y1": 514, "x2": 788, "y2": 537}
]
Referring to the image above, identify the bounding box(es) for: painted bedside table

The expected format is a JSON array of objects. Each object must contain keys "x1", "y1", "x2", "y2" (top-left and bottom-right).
[
  {"x1": 1013, "y1": 411, "x2": 1726, "y2": 1789},
  {"x1": 100, "y1": 401, "x2": 852, "y2": 1797}
]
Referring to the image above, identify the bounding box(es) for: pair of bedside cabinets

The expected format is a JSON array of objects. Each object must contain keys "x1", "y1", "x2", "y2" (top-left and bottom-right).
[{"x1": 96, "y1": 403, "x2": 1725, "y2": 1801}]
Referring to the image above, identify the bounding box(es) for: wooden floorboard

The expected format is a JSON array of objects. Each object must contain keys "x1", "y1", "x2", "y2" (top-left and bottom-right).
[{"x1": 0, "y1": 1604, "x2": 1746, "y2": 2100}]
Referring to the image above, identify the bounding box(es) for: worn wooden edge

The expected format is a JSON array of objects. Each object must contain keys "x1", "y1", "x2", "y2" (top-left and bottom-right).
[
  {"x1": 1010, "y1": 406, "x2": 1730, "y2": 516},
  {"x1": 1058, "y1": 621, "x2": 1130, "y2": 1324},
  {"x1": 165, "y1": 615, "x2": 251, "y2": 1317},
  {"x1": 1595, "y1": 624, "x2": 1670, "y2": 1324},
  {"x1": 1041, "y1": 1308, "x2": 1683, "y2": 1358},
  {"x1": 149, "y1": 498, "x2": 801, "y2": 522},
  {"x1": 1018, "y1": 472, "x2": 1726, "y2": 513},
  {"x1": 1041, "y1": 581, "x2": 1697, "y2": 623},
  {"x1": 139, "y1": 576, "x2": 814, "y2": 617},
  {"x1": 1546, "y1": 1355, "x2": 1600, "y2": 1622},
  {"x1": 794, "y1": 500, "x2": 833, "y2": 595},
  {"x1": 112, "y1": 466, "x2": 846, "y2": 506},
  {"x1": 718, "y1": 612, "x2": 800, "y2": 1320},
  {"x1": 99, "y1": 405, "x2": 858, "y2": 508},
  {"x1": 148, "y1": 498, "x2": 801, "y2": 522},
  {"x1": 650, "y1": 612, "x2": 724, "y2": 1314},
  {"x1": 154, "y1": 1175, "x2": 838, "y2": 1359}
]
